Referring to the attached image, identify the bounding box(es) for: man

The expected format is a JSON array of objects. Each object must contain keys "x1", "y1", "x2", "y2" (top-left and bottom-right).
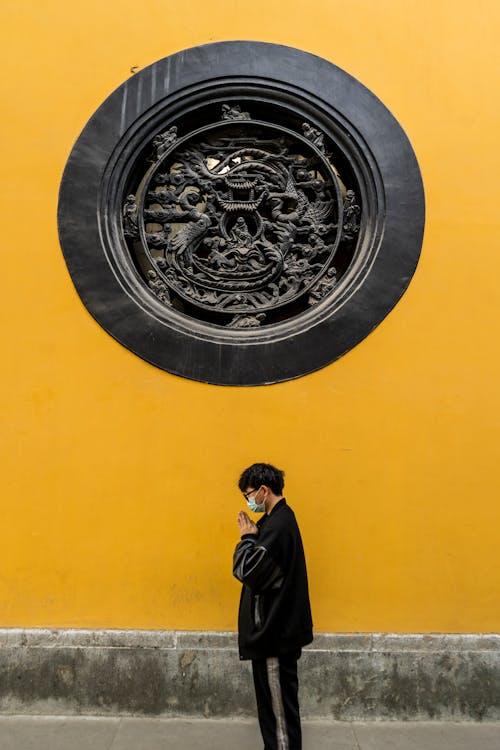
[{"x1": 233, "y1": 463, "x2": 313, "y2": 750}]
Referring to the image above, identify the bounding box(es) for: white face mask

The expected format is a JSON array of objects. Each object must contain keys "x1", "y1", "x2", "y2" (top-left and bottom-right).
[{"x1": 246, "y1": 488, "x2": 265, "y2": 513}]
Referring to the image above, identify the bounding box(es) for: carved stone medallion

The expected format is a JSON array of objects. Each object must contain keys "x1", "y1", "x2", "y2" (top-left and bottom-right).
[
  {"x1": 58, "y1": 42, "x2": 424, "y2": 384},
  {"x1": 125, "y1": 115, "x2": 359, "y2": 328}
]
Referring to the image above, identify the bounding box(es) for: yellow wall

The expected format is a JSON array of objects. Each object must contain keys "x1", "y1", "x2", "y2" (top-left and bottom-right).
[{"x1": 1, "y1": 1, "x2": 499, "y2": 632}]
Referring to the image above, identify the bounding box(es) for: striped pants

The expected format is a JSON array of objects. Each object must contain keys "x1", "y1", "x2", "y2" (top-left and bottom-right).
[{"x1": 251, "y1": 649, "x2": 302, "y2": 750}]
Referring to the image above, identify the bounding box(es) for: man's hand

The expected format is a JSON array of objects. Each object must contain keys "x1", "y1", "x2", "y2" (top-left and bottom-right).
[{"x1": 237, "y1": 511, "x2": 258, "y2": 536}]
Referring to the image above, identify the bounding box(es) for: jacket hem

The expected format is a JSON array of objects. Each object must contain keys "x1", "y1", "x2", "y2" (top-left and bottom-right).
[{"x1": 238, "y1": 630, "x2": 313, "y2": 661}]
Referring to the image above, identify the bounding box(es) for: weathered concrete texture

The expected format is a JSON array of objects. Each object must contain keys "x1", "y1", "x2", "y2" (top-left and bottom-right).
[{"x1": 0, "y1": 630, "x2": 498, "y2": 720}]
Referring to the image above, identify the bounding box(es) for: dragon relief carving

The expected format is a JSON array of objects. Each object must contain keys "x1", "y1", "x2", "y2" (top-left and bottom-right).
[{"x1": 122, "y1": 106, "x2": 361, "y2": 326}]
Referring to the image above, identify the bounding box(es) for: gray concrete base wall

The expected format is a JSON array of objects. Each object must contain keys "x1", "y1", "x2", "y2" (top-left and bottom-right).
[{"x1": 0, "y1": 630, "x2": 498, "y2": 720}]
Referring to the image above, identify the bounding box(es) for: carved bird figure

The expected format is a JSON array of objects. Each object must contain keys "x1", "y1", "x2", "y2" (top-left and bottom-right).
[{"x1": 170, "y1": 214, "x2": 211, "y2": 269}]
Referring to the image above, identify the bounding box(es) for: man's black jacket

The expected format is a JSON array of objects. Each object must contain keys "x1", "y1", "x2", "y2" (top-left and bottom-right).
[{"x1": 233, "y1": 498, "x2": 313, "y2": 660}]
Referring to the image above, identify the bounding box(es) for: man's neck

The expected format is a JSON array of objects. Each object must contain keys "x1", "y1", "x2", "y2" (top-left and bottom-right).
[{"x1": 265, "y1": 495, "x2": 283, "y2": 515}]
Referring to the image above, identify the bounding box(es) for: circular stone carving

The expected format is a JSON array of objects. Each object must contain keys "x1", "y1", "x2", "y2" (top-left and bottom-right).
[
  {"x1": 129, "y1": 117, "x2": 353, "y2": 326},
  {"x1": 58, "y1": 42, "x2": 425, "y2": 385}
]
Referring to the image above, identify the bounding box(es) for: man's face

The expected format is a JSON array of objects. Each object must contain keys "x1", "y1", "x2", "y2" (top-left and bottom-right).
[{"x1": 243, "y1": 486, "x2": 263, "y2": 504}]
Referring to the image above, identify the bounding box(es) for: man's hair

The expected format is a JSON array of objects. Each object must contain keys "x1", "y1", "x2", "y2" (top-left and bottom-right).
[{"x1": 238, "y1": 463, "x2": 285, "y2": 495}]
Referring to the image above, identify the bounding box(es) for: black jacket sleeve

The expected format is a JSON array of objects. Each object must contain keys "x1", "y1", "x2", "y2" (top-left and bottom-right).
[{"x1": 232, "y1": 534, "x2": 284, "y2": 592}]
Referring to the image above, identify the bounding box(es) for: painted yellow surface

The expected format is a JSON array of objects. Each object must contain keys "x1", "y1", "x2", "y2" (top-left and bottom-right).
[{"x1": 1, "y1": 1, "x2": 499, "y2": 632}]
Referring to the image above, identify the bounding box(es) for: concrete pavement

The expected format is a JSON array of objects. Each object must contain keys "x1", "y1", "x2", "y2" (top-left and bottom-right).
[{"x1": 0, "y1": 716, "x2": 498, "y2": 749}]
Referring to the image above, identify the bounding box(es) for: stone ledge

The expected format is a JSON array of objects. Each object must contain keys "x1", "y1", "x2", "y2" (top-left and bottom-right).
[
  {"x1": 0, "y1": 629, "x2": 498, "y2": 652},
  {"x1": 0, "y1": 630, "x2": 498, "y2": 720}
]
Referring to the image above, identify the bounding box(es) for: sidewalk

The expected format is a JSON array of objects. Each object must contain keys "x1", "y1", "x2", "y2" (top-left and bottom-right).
[{"x1": 0, "y1": 716, "x2": 498, "y2": 749}]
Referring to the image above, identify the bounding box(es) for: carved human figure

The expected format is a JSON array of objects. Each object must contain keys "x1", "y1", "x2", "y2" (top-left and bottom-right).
[
  {"x1": 230, "y1": 217, "x2": 253, "y2": 251},
  {"x1": 123, "y1": 195, "x2": 138, "y2": 237},
  {"x1": 152, "y1": 126, "x2": 178, "y2": 160},
  {"x1": 228, "y1": 313, "x2": 266, "y2": 328},
  {"x1": 221, "y1": 104, "x2": 251, "y2": 121},
  {"x1": 301, "y1": 122, "x2": 325, "y2": 152},
  {"x1": 147, "y1": 270, "x2": 170, "y2": 303},
  {"x1": 308, "y1": 267, "x2": 337, "y2": 304},
  {"x1": 342, "y1": 189, "x2": 360, "y2": 240}
]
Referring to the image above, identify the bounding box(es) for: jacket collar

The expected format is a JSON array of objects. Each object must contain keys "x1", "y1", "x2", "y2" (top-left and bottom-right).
[
  {"x1": 257, "y1": 497, "x2": 286, "y2": 525},
  {"x1": 269, "y1": 497, "x2": 286, "y2": 515}
]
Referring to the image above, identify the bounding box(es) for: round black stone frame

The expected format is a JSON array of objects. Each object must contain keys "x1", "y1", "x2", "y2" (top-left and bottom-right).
[{"x1": 58, "y1": 41, "x2": 425, "y2": 386}]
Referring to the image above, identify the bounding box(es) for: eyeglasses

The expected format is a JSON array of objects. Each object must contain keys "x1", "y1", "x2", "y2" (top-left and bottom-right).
[{"x1": 242, "y1": 486, "x2": 262, "y2": 501}]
